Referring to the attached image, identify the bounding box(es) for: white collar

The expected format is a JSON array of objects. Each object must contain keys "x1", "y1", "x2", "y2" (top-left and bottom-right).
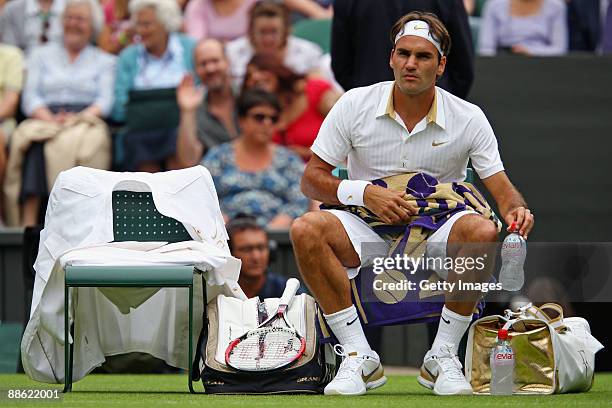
[{"x1": 376, "y1": 82, "x2": 446, "y2": 130}]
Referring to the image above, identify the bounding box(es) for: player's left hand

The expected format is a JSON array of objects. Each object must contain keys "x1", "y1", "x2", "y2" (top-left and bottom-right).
[{"x1": 504, "y1": 206, "x2": 534, "y2": 239}]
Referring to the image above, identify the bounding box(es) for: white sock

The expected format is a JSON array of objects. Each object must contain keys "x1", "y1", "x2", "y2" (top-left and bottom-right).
[
  {"x1": 324, "y1": 305, "x2": 374, "y2": 356},
  {"x1": 431, "y1": 305, "x2": 472, "y2": 355}
]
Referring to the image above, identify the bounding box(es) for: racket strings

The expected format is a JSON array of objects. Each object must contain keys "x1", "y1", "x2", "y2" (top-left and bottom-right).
[{"x1": 228, "y1": 327, "x2": 303, "y2": 371}]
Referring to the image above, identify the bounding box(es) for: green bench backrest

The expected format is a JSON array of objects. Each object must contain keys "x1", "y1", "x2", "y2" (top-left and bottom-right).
[{"x1": 112, "y1": 191, "x2": 191, "y2": 242}]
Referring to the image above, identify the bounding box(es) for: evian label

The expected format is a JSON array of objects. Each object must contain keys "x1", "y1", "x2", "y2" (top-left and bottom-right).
[{"x1": 494, "y1": 352, "x2": 514, "y2": 361}]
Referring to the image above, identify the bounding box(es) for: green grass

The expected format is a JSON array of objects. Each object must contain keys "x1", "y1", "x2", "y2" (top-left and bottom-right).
[{"x1": 1, "y1": 373, "x2": 611, "y2": 407}]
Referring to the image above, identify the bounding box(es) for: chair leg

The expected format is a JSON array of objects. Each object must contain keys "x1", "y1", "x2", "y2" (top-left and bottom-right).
[
  {"x1": 63, "y1": 285, "x2": 72, "y2": 393},
  {"x1": 188, "y1": 284, "x2": 196, "y2": 394},
  {"x1": 68, "y1": 317, "x2": 75, "y2": 390}
]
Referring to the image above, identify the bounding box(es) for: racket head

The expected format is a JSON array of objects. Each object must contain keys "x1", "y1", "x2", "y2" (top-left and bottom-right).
[{"x1": 225, "y1": 326, "x2": 306, "y2": 372}]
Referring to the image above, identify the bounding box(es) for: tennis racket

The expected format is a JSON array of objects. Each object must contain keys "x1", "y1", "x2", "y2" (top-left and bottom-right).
[{"x1": 225, "y1": 278, "x2": 305, "y2": 372}]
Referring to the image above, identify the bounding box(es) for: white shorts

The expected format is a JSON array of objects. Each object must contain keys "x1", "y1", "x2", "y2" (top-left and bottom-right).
[{"x1": 324, "y1": 209, "x2": 478, "y2": 280}]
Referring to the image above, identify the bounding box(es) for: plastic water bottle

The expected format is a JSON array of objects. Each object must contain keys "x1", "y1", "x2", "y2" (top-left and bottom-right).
[
  {"x1": 499, "y1": 222, "x2": 526, "y2": 291},
  {"x1": 490, "y1": 329, "x2": 515, "y2": 395}
]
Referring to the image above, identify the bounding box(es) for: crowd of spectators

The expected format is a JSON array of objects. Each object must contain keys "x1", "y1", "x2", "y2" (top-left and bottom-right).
[{"x1": 0, "y1": 0, "x2": 610, "y2": 228}]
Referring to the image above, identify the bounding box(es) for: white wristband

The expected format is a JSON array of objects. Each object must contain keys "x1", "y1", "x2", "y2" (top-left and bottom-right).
[{"x1": 337, "y1": 180, "x2": 372, "y2": 206}]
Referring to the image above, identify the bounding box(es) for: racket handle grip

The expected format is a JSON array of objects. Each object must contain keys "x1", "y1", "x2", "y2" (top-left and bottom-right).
[{"x1": 279, "y1": 278, "x2": 300, "y2": 307}]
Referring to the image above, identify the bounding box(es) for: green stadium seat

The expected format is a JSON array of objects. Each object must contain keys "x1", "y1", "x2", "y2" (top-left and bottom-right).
[
  {"x1": 292, "y1": 18, "x2": 332, "y2": 54},
  {"x1": 63, "y1": 191, "x2": 203, "y2": 393}
]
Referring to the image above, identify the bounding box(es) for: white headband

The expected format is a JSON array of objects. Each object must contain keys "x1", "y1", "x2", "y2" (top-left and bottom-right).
[{"x1": 394, "y1": 20, "x2": 443, "y2": 56}]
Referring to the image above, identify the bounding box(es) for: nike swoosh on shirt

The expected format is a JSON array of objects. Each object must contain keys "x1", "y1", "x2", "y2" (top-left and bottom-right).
[{"x1": 432, "y1": 141, "x2": 447, "y2": 147}]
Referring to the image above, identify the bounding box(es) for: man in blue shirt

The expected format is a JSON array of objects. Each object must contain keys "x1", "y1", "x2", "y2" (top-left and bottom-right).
[{"x1": 228, "y1": 215, "x2": 298, "y2": 299}]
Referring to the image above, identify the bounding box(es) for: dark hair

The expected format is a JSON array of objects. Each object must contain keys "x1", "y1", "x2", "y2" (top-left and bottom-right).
[
  {"x1": 236, "y1": 88, "x2": 281, "y2": 118},
  {"x1": 389, "y1": 11, "x2": 451, "y2": 58},
  {"x1": 226, "y1": 214, "x2": 267, "y2": 250},
  {"x1": 243, "y1": 54, "x2": 304, "y2": 97},
  {"x1": 248, "y1": 0, "x2": 290, "y2": 46}
]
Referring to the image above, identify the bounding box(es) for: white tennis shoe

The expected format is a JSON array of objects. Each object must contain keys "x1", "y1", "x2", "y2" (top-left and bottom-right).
[
  {"x1": 324, "y1": 345, "x2": 387, "y2": 396},
  {"x1": 417, "y1": 344, "x2": 473, "y2": 395}
]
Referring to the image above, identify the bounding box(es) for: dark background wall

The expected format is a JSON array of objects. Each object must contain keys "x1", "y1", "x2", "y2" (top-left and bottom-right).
[
  {"x1": 469, "y1": 56, "x2": 612, "y2": 242},
  {"x1": 1, "y1": 56, "x2": 611, "y2": 369}
]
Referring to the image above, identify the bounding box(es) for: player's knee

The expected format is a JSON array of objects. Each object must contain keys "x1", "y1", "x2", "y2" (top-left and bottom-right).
[
  {"x1": 468, "y1": 219, "x2": 499, "y2": 243},
  {"x1": 290, "y1": 213, "x2": 325, "y2": 248}
]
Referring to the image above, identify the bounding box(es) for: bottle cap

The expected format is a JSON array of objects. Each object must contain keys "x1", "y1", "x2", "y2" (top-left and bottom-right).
[
  {"x1": 498, "y1": 329, "x2": 509, "y2": 340},
  {"x1": 510, "y1": 221, "x2": 517, "y2": 232}
]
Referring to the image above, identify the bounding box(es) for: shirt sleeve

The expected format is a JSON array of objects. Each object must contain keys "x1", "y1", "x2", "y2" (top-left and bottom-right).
[
  {"x1": 93, "y1": 52, "x2": 117, "y2": 117},
  {"x1": 2, "y1": 46, "x2": 24, "y2": 92},
  {"x1": 310, "y1": 91, "x2": 352, "y2": 167},
  {"x1": 477, "y1": 0, "x2": 499, "y2": 56},
  {"x1": 111, "y1": 48, "x2": 133, "y2": 122},
  {"x1": 184, "y1": 0, "x2": 208, "y2": 40},
  {"x1": 468, "y1": 107, "x2": 505, "y2": 179},
  {"x1": 0, "y1": 8, "x2": 19, "y2": 48},
  {"x1": 299, "y1": 40, "x2": 323, "y2": 73},
  {"x1": 306, "y1": 78, "x2": 333, "y2": 107},
  {"x1": 21, "y1": 48, "x2": 46, "y2": 116},
  {"x1": 525, "y1": 1, "x2": 568, "y2": 56}
]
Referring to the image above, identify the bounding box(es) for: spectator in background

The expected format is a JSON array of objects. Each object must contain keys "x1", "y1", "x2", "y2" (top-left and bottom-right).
[
  {"x1": 112, "y1": 0, "x2": 195, "y2": 172},
  {"x1": 227, "y1": 214, "x2": 301, "y2": 298},
  {"x1": 97, "y1": 0, "x2": 134, "y2": 54},
  {"x1": 478, "y1": 0, "x2": 568, "y2": 56},
  {"x1": 0, "y1": 44, "x2": 24, "y2": 223},
  {"x1": 202, "y1": 89, "x2": 308, "y2": 228},
  {"x1": 243, "y1": 54, "x2": 340, "y2": 162},
  {"x1": 284, "y1": 0, "x2": 333, "y2": 19},
  {"x1": 0, "y1": 0, "x2": 65, "y2": 53},
  {"x1": 176, "y1": 39, "x2": 239, "y2": 167},
  {"x1": 0, "y1": 44, "x2": 23, "y2": 146},
  {"x1": 184, "y1": 0, "x2": 258, "y2": 42},
  {"x1": 4, "y1": 0, "x2": 115, "y2": 226},
  {"x1": 331, "y1": 0, "x2": 474, "y2": 99},
  {"x1": 226, "y1": 1, "x2": 323, "y2": 88},
  {"x1": 185, "y1": 0, "x2": 332, "y2": 42}
]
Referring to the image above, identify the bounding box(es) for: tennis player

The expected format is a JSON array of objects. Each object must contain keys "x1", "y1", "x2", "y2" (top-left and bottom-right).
[{"x1": 290, "y1": 11, "x2": 534, "y2": 396}]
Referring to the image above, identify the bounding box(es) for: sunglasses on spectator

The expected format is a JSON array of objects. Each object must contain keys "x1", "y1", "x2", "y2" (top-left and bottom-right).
[
  {"x1": 40, "y1": 14, "x2": 50, "y2": 43},
  {"x1": 248, "y1": 112, "x2": 279, "y2": 124}
]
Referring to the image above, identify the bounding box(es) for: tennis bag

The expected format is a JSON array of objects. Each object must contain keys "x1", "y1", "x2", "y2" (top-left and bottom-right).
[
  {"x1": 465, "y1": 303, "x2": 604, "y2": 394},
  {"x1": 199, "y1": 293, "x2": 336, "y2": 394}
]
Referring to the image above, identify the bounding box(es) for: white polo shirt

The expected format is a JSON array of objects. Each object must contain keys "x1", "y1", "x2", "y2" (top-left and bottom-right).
[{"x1": 311, "y1": 81, "x2": 504, "y2": 182}]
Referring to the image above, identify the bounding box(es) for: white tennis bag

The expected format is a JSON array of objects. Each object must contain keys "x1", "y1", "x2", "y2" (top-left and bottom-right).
[
  {"x1": 199, "y1": 292, "x2": 335, "y2": 394},
  {"x1": 466, "y1": 303, "x2": 604, "y2": 394}
]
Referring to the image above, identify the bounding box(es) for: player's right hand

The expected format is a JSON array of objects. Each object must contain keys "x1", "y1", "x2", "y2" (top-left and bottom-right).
[{"x1": 363, "y1": 185, "x2": 418, "y2": 225}]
